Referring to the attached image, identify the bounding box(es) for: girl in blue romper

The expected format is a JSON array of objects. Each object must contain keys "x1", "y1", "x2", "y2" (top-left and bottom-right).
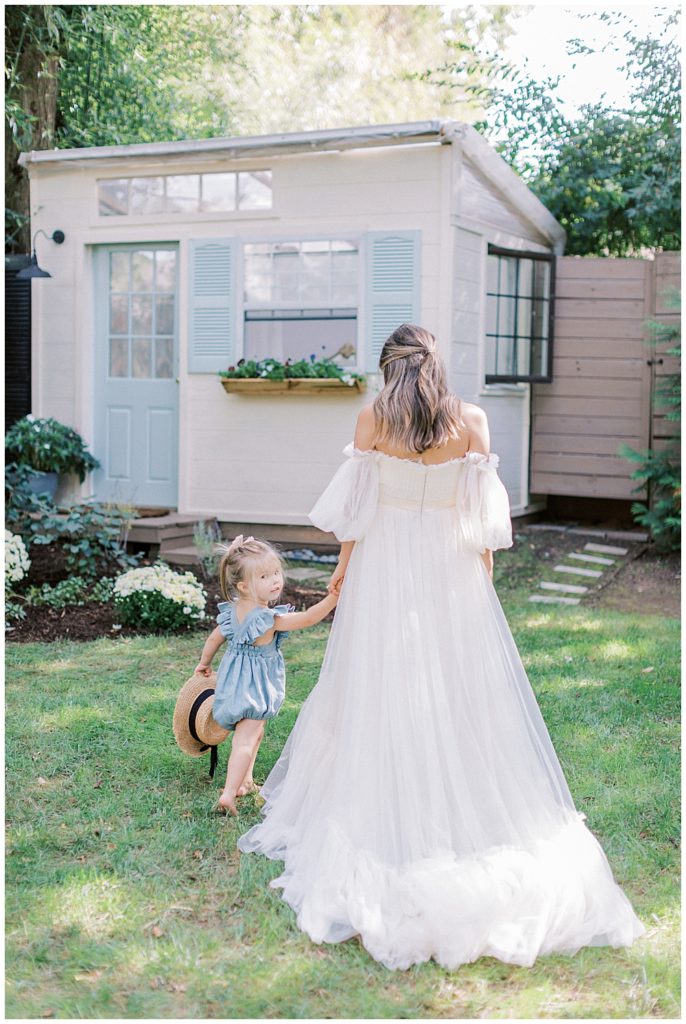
[{"x1": 194, "y1": 534, "x2": 340, "y2": 816}]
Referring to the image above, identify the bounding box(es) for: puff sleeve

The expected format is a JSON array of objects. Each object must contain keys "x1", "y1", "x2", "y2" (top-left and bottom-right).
[
  {"x1": 216, "y1": 601, "x2": 234, "y2": 640},
  {"x1": 308, "y1": 443, "x2": 380, "y2": 542},
  {"x1": 242, "y1": 603, "x2": 296, "y2": 645},
  {"x1": 455, "y1": 452, "x2": 514, "y2": 554}
]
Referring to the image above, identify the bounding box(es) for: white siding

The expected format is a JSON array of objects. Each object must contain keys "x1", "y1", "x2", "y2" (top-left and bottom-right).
[
  {"x1": 28, "y1": 143, "x2": 453, "y2": 520},
  {"x1": 449, "y1": 152, "x2": 555, "y2": 510}
]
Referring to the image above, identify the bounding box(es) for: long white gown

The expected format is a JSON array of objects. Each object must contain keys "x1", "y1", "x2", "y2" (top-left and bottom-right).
[{"x1": 237, "y1": 443, "x2": 647, "y2": 970}]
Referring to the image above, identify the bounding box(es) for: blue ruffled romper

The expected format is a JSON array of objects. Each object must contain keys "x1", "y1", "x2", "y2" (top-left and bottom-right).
[{"x1": 212, "y1": 600, "x2": 295, "y2": 731}]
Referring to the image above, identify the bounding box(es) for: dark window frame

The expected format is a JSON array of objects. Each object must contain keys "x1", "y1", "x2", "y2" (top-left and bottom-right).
[{"x1": 485, "y1": 244, "x2": 555, "y2": 384}]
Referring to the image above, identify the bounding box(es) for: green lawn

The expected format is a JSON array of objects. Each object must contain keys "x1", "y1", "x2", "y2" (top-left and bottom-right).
[{"x1": 6, "y1": 595, "x2": 680, "y2": 1018}]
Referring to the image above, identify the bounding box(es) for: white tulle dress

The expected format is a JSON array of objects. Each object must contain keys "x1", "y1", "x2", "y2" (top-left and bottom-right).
[{"x1": 237, "y1": 443, "x2": 647, "y2": 970}]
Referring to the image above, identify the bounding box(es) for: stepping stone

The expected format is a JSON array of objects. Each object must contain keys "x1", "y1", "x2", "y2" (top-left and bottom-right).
[
  {"x1": 554, "y1": 564, "x2": 603, "y2": 578},
  {"x1": 567, "y1": 527, "x2": 648, "y2": 542},
  {"x1": 539, "y1": 581, "x2": 589, "y2": 594},
  {"x1": 568, "y1": 551, "x2": 615, "y2": 566},
  {"x1": 584, "y1": 542, "x2": 629, "y2": 556},
  {"x1": 528, "y1": 594, "x2": 581, "y2": 605},
  {"x1": 284, "y1": 567, "x2": 331, "y2": 583}
]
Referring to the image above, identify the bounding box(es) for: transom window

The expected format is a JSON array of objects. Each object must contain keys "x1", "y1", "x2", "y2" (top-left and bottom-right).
[
  {"x1": 107, "y1": 249, "x2": 176, "y2": 379},
  {"x1": 242, "y1": 240, "x2": 359, "y2": 366},
  {"x1": 485, "y1": 245, "x2": 554, "y2": 383},
  {"x1": 97, "y1": 170, "x2": 272, "y2": 216}
]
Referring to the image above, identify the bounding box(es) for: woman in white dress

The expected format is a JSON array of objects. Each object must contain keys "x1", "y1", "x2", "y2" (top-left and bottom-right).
[{"x1": 238, "y1": 324, "x2": 647, "y2": 971}]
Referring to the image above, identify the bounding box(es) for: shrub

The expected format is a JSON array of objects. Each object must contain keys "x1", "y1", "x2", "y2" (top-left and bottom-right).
[
  {"x1": 113, "y1": 563, "x2": 206, "y2": 631},
  {"x1": 5, "y1": 415, "x2": 100, "y2": 482},
  {"x1": 618, "y1": 286, "x2": 680, "y2": 552},
  {"x1": 23, "y1": 576, "x2": 115, "y2": 609},
  {"x1": 5, "y1": 530, "x2": 30, "y2": 585},
  {"x1": 193, "y1": 519, "x2": 222, "y2": 580}
]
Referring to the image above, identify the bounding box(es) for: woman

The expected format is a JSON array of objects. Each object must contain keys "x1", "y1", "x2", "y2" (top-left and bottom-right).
[{"x1": 238, "y1": 324, "x2": 646, "y2": 971}]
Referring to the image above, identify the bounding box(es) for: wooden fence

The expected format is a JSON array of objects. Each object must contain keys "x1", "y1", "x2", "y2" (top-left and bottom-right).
[{"x1": 530, "y1": 251, "x2": 680, "y2": 500}]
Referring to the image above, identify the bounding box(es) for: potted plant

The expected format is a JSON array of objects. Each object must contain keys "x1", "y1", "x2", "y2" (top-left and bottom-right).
[
  {"x1": 218, "y1": 354, "x2": 367, "y2": 394},
  {"x1": 5, "y1": 415, "x2": 100, "y2": 498}
]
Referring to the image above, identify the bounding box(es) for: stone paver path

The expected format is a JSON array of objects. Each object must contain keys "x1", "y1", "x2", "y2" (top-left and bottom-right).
[{"x1": 529, "y1": 540, "x2": 635, "y2": 606}]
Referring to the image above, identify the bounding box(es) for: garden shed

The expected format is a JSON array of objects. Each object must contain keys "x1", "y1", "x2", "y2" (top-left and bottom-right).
[{"x1": 19, "y1": 118, "x2": 567, "y2": 534}]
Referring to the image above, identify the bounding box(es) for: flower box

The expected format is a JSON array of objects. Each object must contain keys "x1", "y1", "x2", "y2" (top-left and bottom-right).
[{"x1": 221, "y1": 377, "x2": 366, "y2": 395}]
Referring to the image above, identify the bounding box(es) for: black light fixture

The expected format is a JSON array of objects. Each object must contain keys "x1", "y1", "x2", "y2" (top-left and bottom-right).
[{"x1": 16, "y1": 228, "x2": 66, "y2": 279}]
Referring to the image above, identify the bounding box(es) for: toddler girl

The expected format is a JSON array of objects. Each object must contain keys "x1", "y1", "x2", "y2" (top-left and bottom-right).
[{"x1": 194, "y1": 534, "x2": 340, "y2": 816}]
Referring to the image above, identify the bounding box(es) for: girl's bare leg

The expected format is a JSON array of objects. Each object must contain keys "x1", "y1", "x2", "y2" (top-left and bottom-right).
[
  {"x1": 237, "y1": 732, "x2": 263, "y2": 796},
  {"x1": 218, "y1": 719, "x2": 265, "y2": 815}
]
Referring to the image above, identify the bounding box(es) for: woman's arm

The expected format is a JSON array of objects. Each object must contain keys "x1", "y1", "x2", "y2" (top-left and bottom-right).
[
  {"x1": 327, "y1": 405, "x2": 377, "y2": 590},
  {"x1": 462, "y1": 404, "x2": 495, "y2": 580}
]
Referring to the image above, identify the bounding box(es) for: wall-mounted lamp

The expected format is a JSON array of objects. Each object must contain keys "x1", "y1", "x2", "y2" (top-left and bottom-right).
[{"x1": 16, "y1": 229, "x2": 66, "y2": 279}]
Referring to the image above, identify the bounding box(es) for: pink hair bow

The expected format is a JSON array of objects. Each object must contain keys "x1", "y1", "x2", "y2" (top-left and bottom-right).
[{"x1": 227, "y1": 533, "x2": 254, "y2": 554}]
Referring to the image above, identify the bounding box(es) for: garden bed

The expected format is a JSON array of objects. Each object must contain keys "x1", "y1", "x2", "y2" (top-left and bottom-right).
[{"x1": 6, "y1": 573, "x2": 334, "y2": 644}]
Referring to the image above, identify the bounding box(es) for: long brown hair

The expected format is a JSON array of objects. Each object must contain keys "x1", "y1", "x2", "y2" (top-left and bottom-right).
[{"x1": 370, "y1": 324, "x2": 466, "y2": 454}]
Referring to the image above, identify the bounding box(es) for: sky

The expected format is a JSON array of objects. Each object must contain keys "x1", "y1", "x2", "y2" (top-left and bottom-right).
[{"x1": 443, "y1": 2, "x2": 680, "y2": 120}]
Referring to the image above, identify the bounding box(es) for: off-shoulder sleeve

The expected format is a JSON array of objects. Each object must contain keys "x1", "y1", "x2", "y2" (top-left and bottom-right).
[
  {"x1": 455, "y1": 452, "x2": 513, "y2": 554},
  {"x1": 308, "y1": 443, "x2": 380, "y2": 542},
  {"x1": 242, "y1": 602, "x2": 296, "y2": 645},
  {"x1": 216, "y1": 601, "x2": 234, "y2": 640}
]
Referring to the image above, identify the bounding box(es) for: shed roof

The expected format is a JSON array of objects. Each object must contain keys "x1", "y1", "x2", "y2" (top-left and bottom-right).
[{"x1": 18, "y1": 119, "x2": 565, "y2": 248}]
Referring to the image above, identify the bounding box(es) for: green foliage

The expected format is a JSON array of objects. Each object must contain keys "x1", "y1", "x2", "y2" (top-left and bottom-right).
[
  {"x1": 5, "y1": 416, "x2": 100, "y2": 482},
  {"x1": 418, "y1": 8, "x2": 680, "y2": 255},
  {"x1": 113, "y1": 564, "x2": 206, "y2": 632},
  {"x1": 618, "y1": 288, "x2": 681, "y2": 551},
  {"x1": 5, "y1": 463, "x2": 140, "y2": 580},
  {"x1": 23, "y1": 576, "x2": 114, "y2": 610},
  {"x1": 192, "y1": 520, "x2": 222, "y2": 581},
  {"x1": 219, "y1": 356, "x2": 366, "y2": 382}
]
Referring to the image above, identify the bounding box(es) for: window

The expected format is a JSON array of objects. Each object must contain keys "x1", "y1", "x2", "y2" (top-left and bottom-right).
[
  {"x1": 242, "y1": 240, "x2": 359, "y2": 366},
  {"x1": 485, "y1": 245, "x2": 554, "y2": 383},
  {"x1": 97, "y1": 170, "x2": 272, "y2": 216},
  {"x1": 107, "y1": 249, "x2": 177, "y2": 378}
]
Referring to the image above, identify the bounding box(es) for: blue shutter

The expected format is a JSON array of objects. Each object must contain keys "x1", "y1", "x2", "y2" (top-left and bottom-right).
[
  {"x1": 188, "y1": 238, "x2": 237, "y2": 373},
  {"x1": 364, "y1": 231, "x2": 421, "y2": 373}
]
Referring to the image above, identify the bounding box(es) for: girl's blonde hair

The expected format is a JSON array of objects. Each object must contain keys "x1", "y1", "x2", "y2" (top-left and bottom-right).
[
  {"x1": 217, "y1": 536, "x2": 285, "y2": 603},
  {"x1": 370, "y1": 323, "x2": 466, "y2": 454}
]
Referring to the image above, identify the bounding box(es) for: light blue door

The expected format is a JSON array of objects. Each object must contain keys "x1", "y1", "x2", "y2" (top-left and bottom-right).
[{"x1": 93, "y1": 245, "x2": 179, "y2": 507}]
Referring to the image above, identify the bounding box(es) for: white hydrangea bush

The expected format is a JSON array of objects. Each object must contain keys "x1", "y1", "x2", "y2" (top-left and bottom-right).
[
  {"x1": 5, "y1": 530, "x2": 31, "y2": 586},
  {"x1": 113, "y1": 562, "x2": 207, "y2": 631}
]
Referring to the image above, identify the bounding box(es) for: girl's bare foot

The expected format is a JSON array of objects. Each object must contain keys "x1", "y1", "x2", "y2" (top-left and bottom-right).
[
  {"x1": 236, "y1": 777, "x2": 261, "y2": 797},
  {"x1": 216, "y1": 791, "x2": 239, "y2": 816}
]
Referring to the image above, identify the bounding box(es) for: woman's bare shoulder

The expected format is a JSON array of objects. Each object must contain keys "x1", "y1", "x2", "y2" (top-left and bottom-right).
[
  {"x1": 354, "y1": 404, "x2": 377, "y2": 449},
  {"x1": 459, "y1": 400, "x2": 487, "y2": 426}
]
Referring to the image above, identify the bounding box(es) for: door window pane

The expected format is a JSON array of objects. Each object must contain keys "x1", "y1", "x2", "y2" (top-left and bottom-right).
[
  {"x1": 132, "y1": 251, "x2": 154, "y2": 291},
  {"x1": 155, "y1": 250, "x2": 176, "y2": 292},
  {"x1": 155, "y1": 295, "x2": 175, "y2": 335},
  {"x1": 131, "y1": 294, "x2": 153, "y2": 335},
  {"x1": 109, "y1": 337, "x2": 129, "y2": 377},
  {"x1": 110, "y1": 251, "x2": 130, "y2": 291},
  {"x1": 110, "y1": 294, "x2": 129, "y2": 335},
  {"x1": 132, "y1": 337, "x2": 153, "y2": 378},
  {"x1": 155, "y1": 337, "x2": 174, "y2": 378}
]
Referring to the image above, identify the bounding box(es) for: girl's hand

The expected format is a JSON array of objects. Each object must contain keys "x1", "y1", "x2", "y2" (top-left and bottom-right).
[
  {"x1": 327, "y1": 563, "x2": 346, "y2": 594},
  {"x1": 194, "y1": 661, "x2": 212, "y2": 677}
]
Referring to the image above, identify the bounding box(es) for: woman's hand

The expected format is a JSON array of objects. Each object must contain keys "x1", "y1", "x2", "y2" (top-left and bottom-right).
[
  {"x1": 327, "y1": 562, "x2": 346, "y2": 594},
  {"x1": 481, "y1": 549, "x2": 494, "y2": 580}
]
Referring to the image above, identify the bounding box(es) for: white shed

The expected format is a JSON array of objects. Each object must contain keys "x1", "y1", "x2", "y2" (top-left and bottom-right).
[{"x1": 18, "y1": 119, "x2": 565, "y2": 529}]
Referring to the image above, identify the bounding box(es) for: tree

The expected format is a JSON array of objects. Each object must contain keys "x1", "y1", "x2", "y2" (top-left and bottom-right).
[{"x1": 416, "y1": 7, "x2": 680, "y2": 255}]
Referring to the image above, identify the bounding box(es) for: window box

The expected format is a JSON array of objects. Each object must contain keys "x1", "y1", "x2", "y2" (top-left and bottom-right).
[{"x1": 220, "y1": 377, "x2": 366, "y2": 395}]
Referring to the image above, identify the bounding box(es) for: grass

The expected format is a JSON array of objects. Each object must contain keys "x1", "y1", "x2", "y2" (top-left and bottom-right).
[{"x1": 5, "y1": 585, "x2": 680, "y2": 1018}]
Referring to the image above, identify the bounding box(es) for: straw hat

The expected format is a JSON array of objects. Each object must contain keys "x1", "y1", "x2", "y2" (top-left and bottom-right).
[{"x1": 173, "y1": 671, "x2": 231, "y2": 778}]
